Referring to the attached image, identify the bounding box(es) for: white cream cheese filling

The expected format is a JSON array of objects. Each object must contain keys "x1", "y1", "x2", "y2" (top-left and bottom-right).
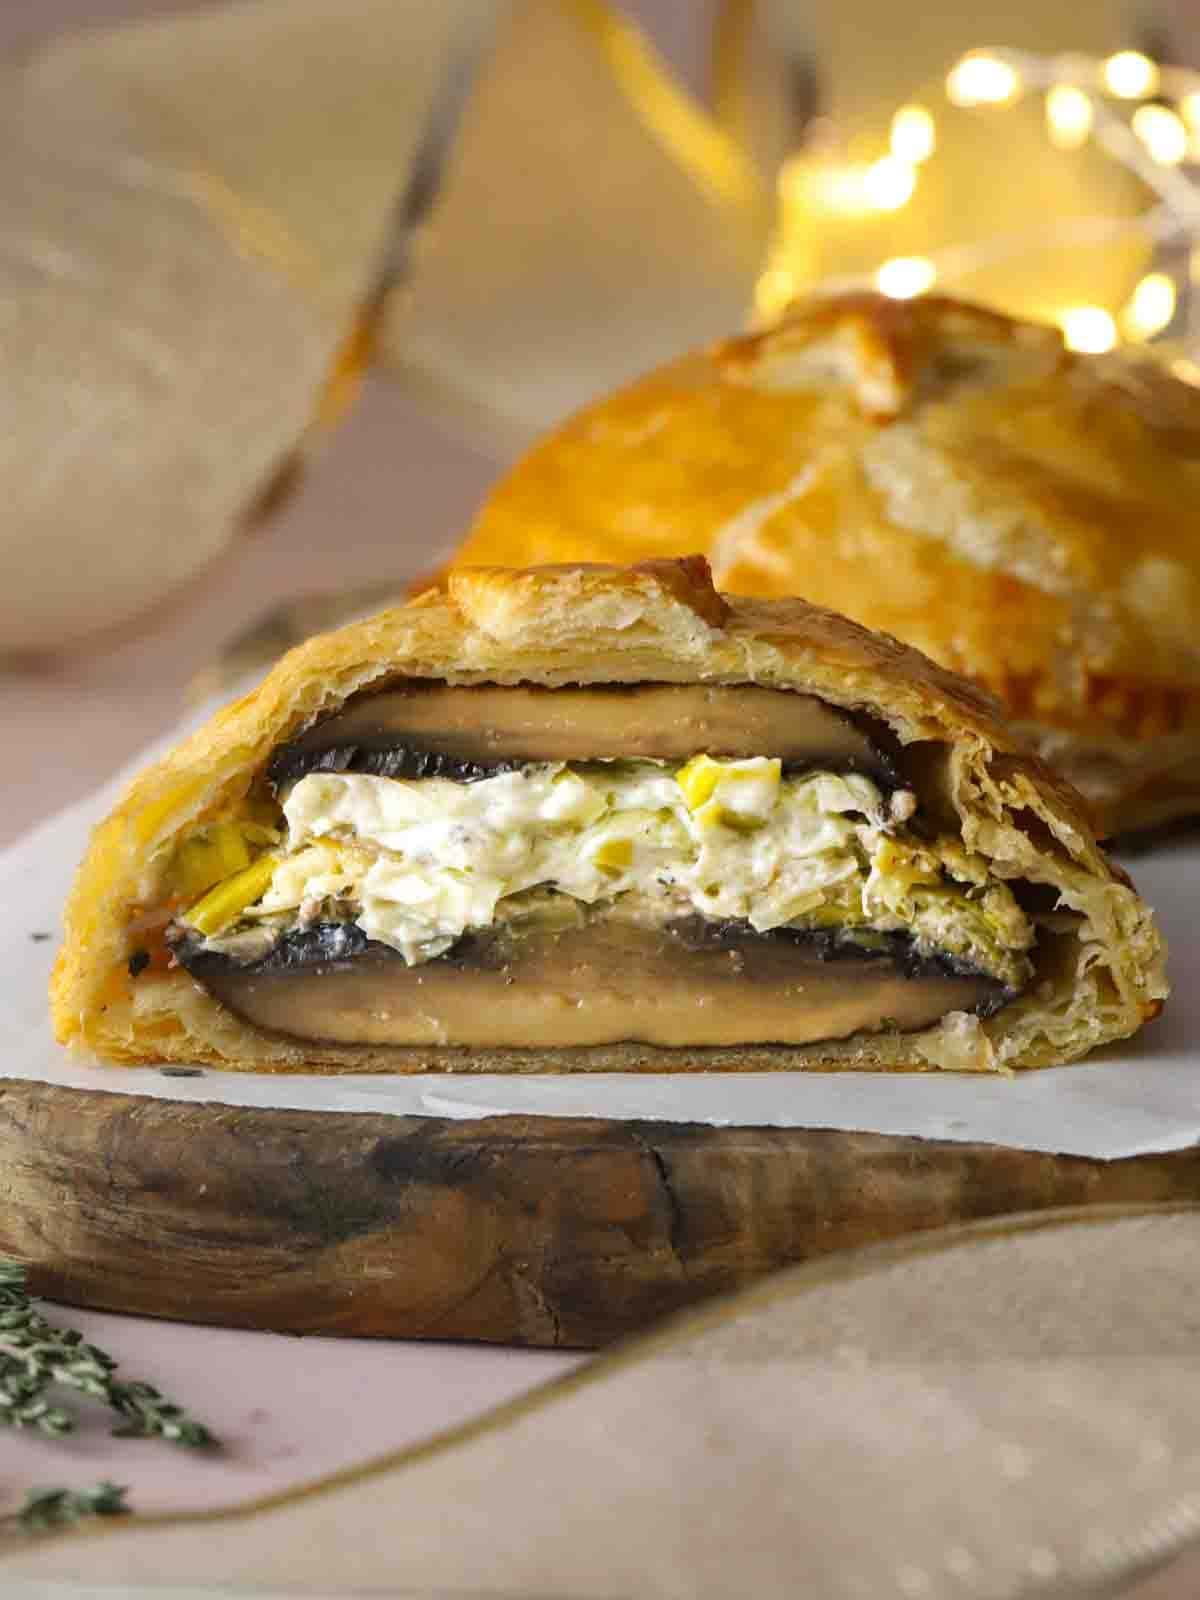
[{"x1": 225, "y1": 760, "x2": 1033, "y2": 986}]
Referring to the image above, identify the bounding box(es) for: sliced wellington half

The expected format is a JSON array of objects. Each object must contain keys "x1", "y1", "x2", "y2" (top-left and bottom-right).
[{"x1": 53, "y1": 558, "x2": 1167, "y2": 1073}]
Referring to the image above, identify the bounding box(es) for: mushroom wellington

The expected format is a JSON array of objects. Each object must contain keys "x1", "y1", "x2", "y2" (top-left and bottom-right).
[{"x1": 53, "y1": 560, "x2": 1165, "y2": 1073}]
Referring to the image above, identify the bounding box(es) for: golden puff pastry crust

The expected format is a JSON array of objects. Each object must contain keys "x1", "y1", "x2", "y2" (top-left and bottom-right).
[
  {"x1": 52, "y1": 558, "x2": 1166, "y2": 1075},
  {"x1": 451, "y1": 293, "x2": 1200, "y2": 837}
]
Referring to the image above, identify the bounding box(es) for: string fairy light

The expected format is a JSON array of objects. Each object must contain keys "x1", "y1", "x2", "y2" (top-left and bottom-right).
[
  {"x1": 755, "y1": 42, "x2": 1200, "y2": 368},
  {"x1": 1045, "y1": 85, "x2": 1093, "y2": 150},
  {"x1": 877, "y1": 256, "x2": 937, "y2": 299},
  {"x1": 1123, "y1": 271, "x2": 1177, "y2": 337},
  {"x1": 1103, "y1": 50, "x2": 1159, "y2": 100},
  {"x1": 890, "y1": 105, "x2": 936, "y2": 164},
  {"x1": 1132, "y1": 104, "x2": 1188, "y2": 166},
  {"x1": 946, "y1": 54, "x2": 1021, "y2": 107},
  {"x1": 1059, "y1": 305, "x2": 1118, "y2": 352},
  {"x1": 862, "y1": 155, "x2": 917, "y2": 210}
]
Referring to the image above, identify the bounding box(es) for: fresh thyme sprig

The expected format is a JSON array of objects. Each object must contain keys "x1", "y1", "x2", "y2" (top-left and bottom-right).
[
  {"x1": 107, "y1": 1380, "x2": 215, "y2": 1447},
  {"x1": 12, "y1": 1482, "x2": 130, "y2": 1534},
  {"x1": 0, "y1": 1260, "x2": 217, "y2": 1448}
]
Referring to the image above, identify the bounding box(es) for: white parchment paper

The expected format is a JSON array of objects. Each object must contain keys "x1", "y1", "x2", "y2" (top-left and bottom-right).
[{"x1": 5, "y1": 724, "x2": 1198, "y2": 1159}]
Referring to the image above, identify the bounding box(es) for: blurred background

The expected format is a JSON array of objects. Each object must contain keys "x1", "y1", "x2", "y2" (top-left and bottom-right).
[{"x1": 2, "y1": 0, "x2": 1199, "y2": 842}]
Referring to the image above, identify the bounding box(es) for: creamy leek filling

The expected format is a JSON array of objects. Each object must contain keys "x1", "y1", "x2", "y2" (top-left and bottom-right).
[{"x1": 183, "y1": 759, "x2": 1034, "y2": 989}]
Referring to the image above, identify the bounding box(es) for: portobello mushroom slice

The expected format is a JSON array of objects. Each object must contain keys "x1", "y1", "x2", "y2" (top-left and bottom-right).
[
  {"x1": 268, "y1": 683, "x2": 900, "y2": 792},
  {"x1": 176, "y1": 914, "x2": 1011, "y2": 1051}
]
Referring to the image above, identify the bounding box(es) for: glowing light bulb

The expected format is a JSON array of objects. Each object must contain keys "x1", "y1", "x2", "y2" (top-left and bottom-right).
[
  {"x1": 1103, "y1": 51, "x2": 1159, "y2": 99},
  {"x1": 890, "y1": 105, "x2": 936, "y2": 164},
  {"x1": 1132, "y1": 103, "x2": 1188, "y2": 164},
  {"x1": 806, "y1": 164, "x2": 871, "y2": 214},
  {"x1": 876, "y1": 257, "x2": 937, "y2": 300},
  {"x1": 946, "y1": 55, "x2": 1021, "y2": 107},
  {"x1": 1045, "y1": 85, "x2": 1094, "y2": 149},
  {"x1": 1182, "y1": 92, "x2": 1200, "y2": 129},
  {"x1": 1123, "y1": 273, "x2": 1177, "y2": 338},
  {"x1": 863, "y1": 156, "x2": 916, "y2": 211},
  {"x1": 1059, "y1": 306, "x2": 1117, "y2": 353}
]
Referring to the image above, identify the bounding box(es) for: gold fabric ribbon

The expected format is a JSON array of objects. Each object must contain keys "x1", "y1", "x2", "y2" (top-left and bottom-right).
[{"x1": 0, "y1": 0, "x2": 772, "y2": 651}]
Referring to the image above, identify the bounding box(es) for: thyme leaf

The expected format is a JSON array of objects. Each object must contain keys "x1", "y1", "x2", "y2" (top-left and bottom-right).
[
  {"x1": 13, "y1": 1481, "x2": 130, "y2": 1533},
  {"x1": 0, "y1": 1260, "x2": 217, "y2": 1448}
]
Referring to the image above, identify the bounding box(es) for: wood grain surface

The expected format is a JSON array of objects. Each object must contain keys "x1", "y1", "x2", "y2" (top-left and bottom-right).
[{"x1": 2, "y1": 1078, "x2": 1199, "y2": 1347}]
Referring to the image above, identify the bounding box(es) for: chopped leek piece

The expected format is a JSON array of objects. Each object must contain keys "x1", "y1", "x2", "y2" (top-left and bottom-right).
[
  {"x1": 678, "y1": 755, "x2": 781, "y2": 830},
  {"x1": 185, "y1": 854, "x2": 280, "y2": 937},
  {"x1": 170, "y1": 821, "x2": 282, "y2": 900},
  {"x1": 713, "y1": 808, "x2": 766, "y2": 834},
  {"x1": 171, "y1": 826, "x2": 250, "y2": 901},
  {"x1": 592, "y1": 837, "x2": 633, "y2": 872},
  {"x1": 676, "y1": 755, "x2": 723, "y2": 812}
]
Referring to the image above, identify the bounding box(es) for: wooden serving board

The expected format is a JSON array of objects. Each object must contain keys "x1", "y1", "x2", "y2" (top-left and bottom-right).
[{"x1": 2, "y1": 1077, "x2": 1199, "y2": 1348}]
